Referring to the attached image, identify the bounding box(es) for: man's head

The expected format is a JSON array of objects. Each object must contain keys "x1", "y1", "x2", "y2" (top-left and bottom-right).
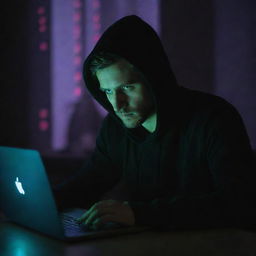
[{"x1": 89, "y1": 52, "x2": 156, "y2": 132}]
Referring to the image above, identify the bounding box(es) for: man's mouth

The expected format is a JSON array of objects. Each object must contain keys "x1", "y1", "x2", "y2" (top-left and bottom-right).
[
  {"x1": 121, "y1": 113, "x2": 132, "y2": 116},
  {"x1": 118, "y1": 112, "x2": 135, "y2": 119}
]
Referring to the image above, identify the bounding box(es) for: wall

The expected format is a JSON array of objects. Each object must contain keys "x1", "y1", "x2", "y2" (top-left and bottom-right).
[{"x1": 161, "y1": 0, "x2": 256, "y2": 149}]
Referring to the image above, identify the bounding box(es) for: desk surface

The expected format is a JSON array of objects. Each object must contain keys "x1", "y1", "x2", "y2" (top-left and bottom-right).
[{"x1": 1, "y1": 219, "x2": 256, "y2": 256}]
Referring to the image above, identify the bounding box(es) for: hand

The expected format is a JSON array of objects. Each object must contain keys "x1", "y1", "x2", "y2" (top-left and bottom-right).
[{"x1": 76, "y1": 199, "x2": 135, "y2": 230}]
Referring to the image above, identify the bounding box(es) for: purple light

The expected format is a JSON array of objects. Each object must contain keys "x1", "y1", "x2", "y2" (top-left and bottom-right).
[{"x1": 92, "y1": 4, "x2": 101, "y2": 44}]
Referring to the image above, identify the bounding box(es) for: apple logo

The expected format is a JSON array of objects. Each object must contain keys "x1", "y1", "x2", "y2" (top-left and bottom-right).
[{"x1": 15, "y1": 177, "x2": 25, "y2": 195}]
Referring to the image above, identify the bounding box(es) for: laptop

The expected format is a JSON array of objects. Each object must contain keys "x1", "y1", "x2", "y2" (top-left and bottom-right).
[{"x1": 0, "y1": 146, "x2": 151, "y2": 242}]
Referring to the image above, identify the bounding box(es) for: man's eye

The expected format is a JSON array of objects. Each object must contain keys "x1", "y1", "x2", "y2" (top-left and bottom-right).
[
  {"x1": 122, "y1": 85, "x2": 133, "y2": 90},
  {"x1": 104, "y1": 89, "x2": 112, "y2": 95}
]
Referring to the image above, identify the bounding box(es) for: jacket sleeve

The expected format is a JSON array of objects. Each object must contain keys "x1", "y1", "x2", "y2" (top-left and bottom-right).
[
  {"x1": 52, "y1": 117, "x2": 122, "y2": 210},
  {"x1": 128, "y1": 105, "x2": 256, "y2": 230}
]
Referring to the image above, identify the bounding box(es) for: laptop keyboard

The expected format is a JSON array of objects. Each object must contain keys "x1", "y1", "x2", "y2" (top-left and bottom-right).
[
  {"x1": 60, "y1": 212, "x2": 126, "y2": 233},
  {"x1": 61, "y1": 213, "x2": 90, "y2": 232}
]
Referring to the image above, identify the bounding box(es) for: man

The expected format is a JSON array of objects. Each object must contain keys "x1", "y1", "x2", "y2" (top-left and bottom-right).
[{"x1": 53, "y1": 15, "x2": 256, "y2": 231}]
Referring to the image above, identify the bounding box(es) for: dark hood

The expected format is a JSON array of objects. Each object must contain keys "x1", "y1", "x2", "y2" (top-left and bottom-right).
[{"x1": 83, "y1": 15, "x2": 181, "y2": 137}]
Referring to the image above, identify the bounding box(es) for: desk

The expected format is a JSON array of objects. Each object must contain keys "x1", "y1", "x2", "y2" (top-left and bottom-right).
[{"x1": 1, "y1": 219, "x2": 256, "y2": 256}]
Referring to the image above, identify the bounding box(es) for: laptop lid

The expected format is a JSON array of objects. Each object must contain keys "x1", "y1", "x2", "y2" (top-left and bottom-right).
[
  {"x1": 0, "y1": 146, "x2": 65, "y2": 240},
  {"x1": 0, "y1": 146, "x2": 151, "y2": 241}
]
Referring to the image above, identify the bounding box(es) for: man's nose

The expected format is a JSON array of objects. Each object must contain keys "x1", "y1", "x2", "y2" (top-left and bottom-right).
[{"x1": 111, "y1": 92, "x2": 127, "y2": 111}]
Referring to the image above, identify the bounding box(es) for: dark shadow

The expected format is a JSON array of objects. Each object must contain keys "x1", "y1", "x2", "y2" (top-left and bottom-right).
[{"x1": 2, "y1": 1, "x2": 30, "y2": 148}]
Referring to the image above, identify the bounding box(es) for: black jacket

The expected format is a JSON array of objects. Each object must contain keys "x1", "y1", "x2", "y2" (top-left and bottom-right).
[{"x1": 53, "y1": 15, "x2": 256, "y2": 230}]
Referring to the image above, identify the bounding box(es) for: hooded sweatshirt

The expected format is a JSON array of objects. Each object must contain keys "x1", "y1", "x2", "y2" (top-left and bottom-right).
[{"x1": 53, "y1": 15, "x2": 256, "y2": 230}]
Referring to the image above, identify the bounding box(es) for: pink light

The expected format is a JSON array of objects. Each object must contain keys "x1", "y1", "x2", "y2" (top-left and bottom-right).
[
  {"x1": 39, "y1": 25, "x2": 47, "y2": 33},
  {"x1": 38, "y1": 16, "x2": 47, "y2": 25},
  {"x1": 73, "y1": 12, "x2": 81, "y2": 22},
  {"x1": 73, "y1": 56, "x2": 82, "y2": 65},
  {"x1": 92, "y1": 0, "x2": 101, "y2": 9},
  {"x1": 73, "y1": 0, "x2": 82, "y2": 8},
  {"x1": 93, "y1": 34, "x2": 101, "y2": 43},
  {"x1": 74, "y1": 87, "x2": 82, "y2": 96},
  {"x1": 92, "y1": 14, "x2": 100, "y2": 23},
  {"x1": 38, "y1": 109, "x2": 48, "y2": 119},
  {"x1": 39, "y1": 109, "x2": 48, "y2": 119},
  {"x1": 37, "y1": 7, "x2": 45, "y2": 15},
  {"x1": 73, "y1": 33, "x2": 81, "y2": 40},
  {"x1": 39, "y1": 42, "x2": 48, "y2": 51},
  {"x1": 73, "y1": 26, "x2": 81, "y2": 39},
  {"x1": 74, "y1": 72, "x2": 82, "y2": 82},
  {"x1": 39, "y1": 120, "x2": 49, "y2": 131},
  {"x1": 73, "y1": 43, "x2": 82, "y2": 54},
  {"x1": 93, "y1": 23, "x2": 101, "y2": 30}
]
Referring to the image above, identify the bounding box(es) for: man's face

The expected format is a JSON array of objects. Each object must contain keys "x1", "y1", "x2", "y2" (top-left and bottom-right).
[{"x1": 96, "y1": 59, "x2": 155, "y2": 129}]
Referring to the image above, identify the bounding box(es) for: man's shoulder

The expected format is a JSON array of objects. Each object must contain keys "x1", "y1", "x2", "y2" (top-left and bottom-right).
[
  {"x1": 186, "y1": 88, "x2": 229, "y2": 106},
  {"x1": 184, "y1": 87, "x2": 238, "y2": 115},
  {"x1": 181, "y1": 87, "x2": 242, "y2": 130}
]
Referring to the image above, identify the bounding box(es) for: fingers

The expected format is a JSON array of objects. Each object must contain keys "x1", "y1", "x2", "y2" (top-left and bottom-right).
[
  {"x1": 83, "y1": 207, "x2": 106, "y2": 226},
  {"x1": 76, "y1": 210, "x2": 90, "y2": 224},
  {"x1": 75, "y1": 199, "x2": 135, "y2": 230},
  {"x1": 76, "y1": 200, "x2": 115, "y2": 224},
  {"x1": 88, "y1": 214, "x2": 115, "y2": 230}
]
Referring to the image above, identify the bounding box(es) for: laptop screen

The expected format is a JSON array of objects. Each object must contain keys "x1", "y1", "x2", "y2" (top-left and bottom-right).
[{"x1": 0, "y1": 146, "x2": 64, "y2": 238}]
